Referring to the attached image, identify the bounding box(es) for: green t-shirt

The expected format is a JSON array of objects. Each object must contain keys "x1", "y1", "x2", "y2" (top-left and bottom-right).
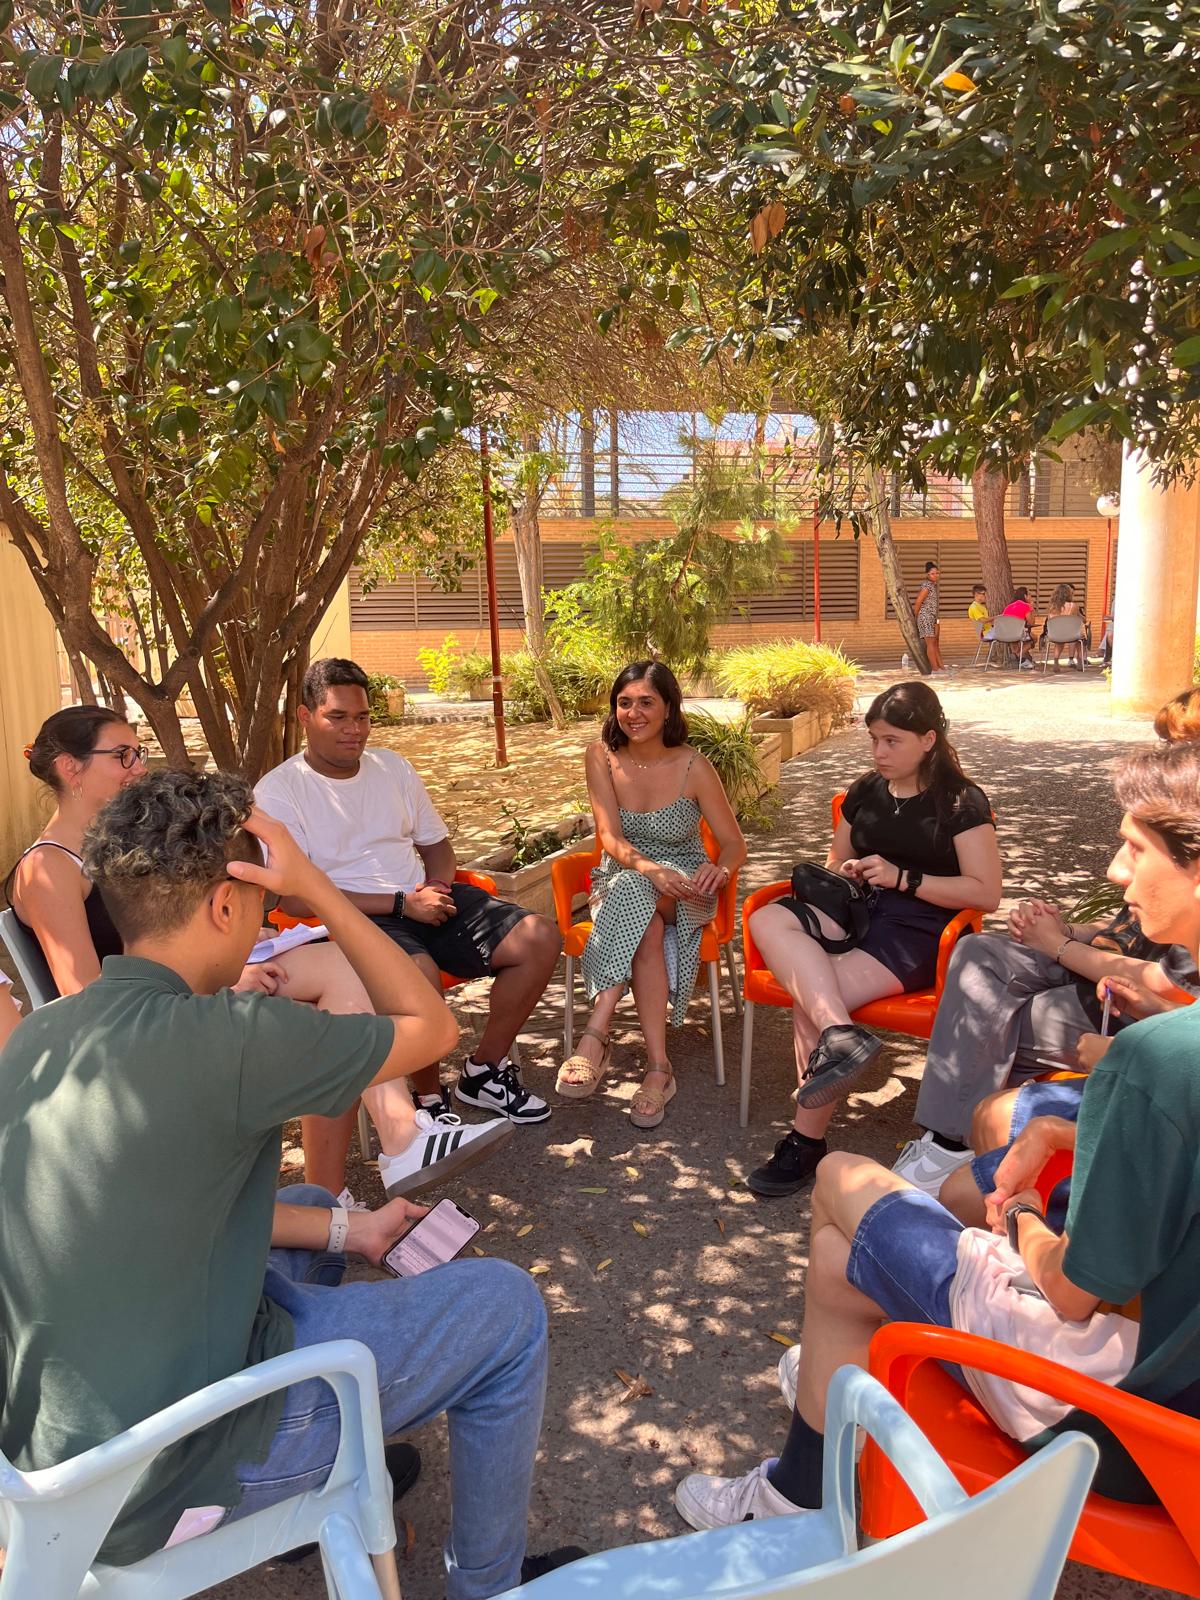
[
  {"x1": 0, "y1": 955, "x2": 392, "y2": 1564},
  {"x1": 1042, "y1": 1004, "x2": 1200, "y2": 1492}
]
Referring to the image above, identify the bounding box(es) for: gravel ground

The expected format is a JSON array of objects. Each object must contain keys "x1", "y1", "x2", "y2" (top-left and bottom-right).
[{"x1": 2, "y1": 669, "x2": 1178, "y2": 1600}]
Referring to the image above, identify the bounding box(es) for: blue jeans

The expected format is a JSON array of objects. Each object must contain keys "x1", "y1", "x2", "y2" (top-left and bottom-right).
[
  {"x1": 228, "y1": 1185, "x2": 548, "y2": 1600},
  {"x1": 969, "y1": 1080, "x2": 1081, "y2": 1232}
]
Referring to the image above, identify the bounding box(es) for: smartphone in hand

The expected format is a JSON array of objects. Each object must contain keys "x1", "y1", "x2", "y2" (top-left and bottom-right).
[{"x1": 382, "y1": 1198, "x2": 481, "y2": 1277}]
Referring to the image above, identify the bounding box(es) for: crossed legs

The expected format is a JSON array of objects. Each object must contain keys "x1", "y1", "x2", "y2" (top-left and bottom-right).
[{"x1": 568, "y1": 897, "x2": 676, "y2": 1103}]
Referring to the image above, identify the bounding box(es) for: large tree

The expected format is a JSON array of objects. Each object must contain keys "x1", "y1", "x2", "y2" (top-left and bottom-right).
[
  {"x1": 621, "y1": 0, "x2": 1200, "y2": 597},
  {"x1": 0, "y1": 0, "x2": 696, "y2": 773}
]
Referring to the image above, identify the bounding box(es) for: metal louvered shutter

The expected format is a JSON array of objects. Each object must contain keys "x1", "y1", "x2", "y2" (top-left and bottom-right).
[
  {"x1": 350, "y1": 574, "x2": 418, "y2": 629},
  {"x1": 742, "y1": 539, "x2": 859, "y2": 623}
]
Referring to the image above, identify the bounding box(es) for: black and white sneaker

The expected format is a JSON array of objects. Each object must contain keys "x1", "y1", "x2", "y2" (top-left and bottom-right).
[
  {"x1": 376, "y1": 1110, "x2": 513, "y2": 1198},
  {"x1": 795, "y1": 1024, "x2": 884, "y2": 1109},
  {"x1": 454, "y1": 1055, "x2": 551, "y2": 1124},
  {"x1": 415, "y1": 1086, "x2": 461, "y2": 1123}
]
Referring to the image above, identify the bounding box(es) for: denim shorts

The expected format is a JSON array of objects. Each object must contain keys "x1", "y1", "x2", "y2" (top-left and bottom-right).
[
  {"x1": 968, "y1": 1076, "x2": 1081, "y2": 1233},
  {"x1": 846, "y1": 1187, "x2": 964, "y2": 1328}
]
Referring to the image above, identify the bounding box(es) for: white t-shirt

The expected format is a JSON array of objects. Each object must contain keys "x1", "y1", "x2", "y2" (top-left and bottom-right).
[{"x1": 254, "y1": 749, "x2": 448, "y2": 894}]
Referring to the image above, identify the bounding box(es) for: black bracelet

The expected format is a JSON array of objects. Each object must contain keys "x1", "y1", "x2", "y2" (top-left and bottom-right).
[{"x1": 895, "y1": 865, "x2": 903, "y2": 891}]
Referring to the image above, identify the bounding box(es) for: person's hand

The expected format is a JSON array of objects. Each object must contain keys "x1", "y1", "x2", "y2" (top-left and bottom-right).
[
  {"x1": 347, "y1": 1197, "x2": 431, "y2": 1268},
  {"x1": 983, "y1": 1115, "x2": 1075, "y2": 1227},
  {"x1": 402, "y1": 884, "x2": 457, "y2": 925},
  {"x1": 1099, "y1": 973, "x2": 1173, "y2": 1021},
  {"x1": 649, "y1": 864, "x2": 695, "y2": 900},
  {"x1": 1074, "y1": 1031, "x2": 1114, "y2": 1072},
  {"x1": 1008, "y1": 899, "x2": 1065, "y2": 943},
  {"x1": 838, "y1": 858, "x2": 864, "y2": 880},
  {"x1": 230, "y1": 808, "x2": 328, "y2": 903},
  {"x1": 1010, "y1": 901, "x2": 1068, "y2": 958},
  {"x1": 990, "y1": 1188, "x2": 1045, "y2": 1238},
  {"x1": 689, "y1": 861, "x2": 729, "y2": 898},
  {"x1": 853, "y1": 854, "x2": 901, "y2": 889},
  {"x1": 233, "y1": 960, "x2": 287, "y2": 996}
]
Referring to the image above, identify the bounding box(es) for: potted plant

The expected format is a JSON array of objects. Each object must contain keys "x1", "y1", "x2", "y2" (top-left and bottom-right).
[
  {"x1": 715, "y1": 640, "x2": 857, "y2": 760},
  {"x1": 686, "y1": 710, "x2": 780, "y2": 815},
  {"x1": 452, "y1": 651, "x2": 495, "y2": 701},
  {"x1": 366, "y1": 672, "x2": 405, "y2": 720},
  {"x1": 467, "y1": 809, "x2": 595, "y2": 919}
]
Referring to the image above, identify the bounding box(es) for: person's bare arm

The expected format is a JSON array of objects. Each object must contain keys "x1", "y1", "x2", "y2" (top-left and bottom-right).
[
  {"x1": 689, "y1": 754, "x2": 746, "y2": 896},
  {"x1": 231, "y1": 810, "x2": 460, "y2": 1083},
  {"x1": 270, "y1": 1195, "x2": 431, "y2": 1268},
  {"x1": 1006, "y1": 1202, "x2": 1101, "y2": 1321},
  {"x1": 826, "y1": 815, "x2": 853, "y2": 871},
  {"x1": 847, "y1": 822, "x2": 1001, "y2": 912},
  {"x1": 280, "y1": 841, "x2": 458, "y2": 924},
  {"x1": 12, "y1": 851, "x2": 102, "y2": 993},
  {"x1": 0, "y1": 986, "x2": 21, "y2": 1051}
]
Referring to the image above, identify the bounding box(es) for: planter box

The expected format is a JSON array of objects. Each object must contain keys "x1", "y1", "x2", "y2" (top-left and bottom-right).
[
  {"x1": 753, "y1": 731, "x2": 783, "y2": 793},
  {"x1": 385, "y1": 687, "x2": 406, "y2": 718},
  {"x1": 467, "y1": 681, "x2": 492, "y2": 702},
  {"x1": 751, "y1": 711, "x2": 823, "y2": 762},
  {"x1": 467, "y1": 815, "x2": 594, "y2": 920}
]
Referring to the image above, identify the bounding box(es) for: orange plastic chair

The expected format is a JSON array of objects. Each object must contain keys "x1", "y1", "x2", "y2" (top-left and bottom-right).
[
  {"x1": 737, "y1": 790, "x2": 985, "y2": 1126},
  {"x1": 859, "y1": 1322, "x2": 1200, "y2": 1595},
  {"x1": 549, "y1": 819, "x2": 741, "y2": 1085}
]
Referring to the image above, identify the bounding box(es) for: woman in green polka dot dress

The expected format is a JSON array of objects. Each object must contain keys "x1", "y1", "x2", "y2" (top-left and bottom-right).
[{"x1": 557, "y1": 662, "x2": 745, "y2": 1127}]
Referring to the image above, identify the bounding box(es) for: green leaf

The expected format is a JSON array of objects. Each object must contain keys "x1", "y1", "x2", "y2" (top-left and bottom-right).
[
  {"x1": 113, "y1": 43, "x2": 149, "y2": 90},
  {"x1": 1081, "y1": 228, "x2": 1141, "y2": 264},
  {"x1": 25, "y1": 53, "x2": 65, "y2": 102},
  {"x1": 1174, "y1": 336, "x2": 1200, "y2": 370},
  {"x1": 134, "y1": 169, "x2": 162, "y2": 200},
  {"x1": 998, "y1": 272, "x2": 1066, "y2": 299}
]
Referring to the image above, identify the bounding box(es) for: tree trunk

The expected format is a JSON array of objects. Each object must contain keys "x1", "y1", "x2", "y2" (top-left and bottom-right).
[
  {"x1": 869, "y1": 470, "x2": 929, "y2": 673},
  {"x1": 972, "y1": 464, "x2": 1016, "y2": 609},
  {"x1": 66, "y1": 646, "x2": 96, "y2": 705}
]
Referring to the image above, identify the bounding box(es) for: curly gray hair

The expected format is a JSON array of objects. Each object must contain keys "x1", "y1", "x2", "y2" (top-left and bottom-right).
[{"x1": 82, "y1": 769, "x2": 259, "y2": 942}]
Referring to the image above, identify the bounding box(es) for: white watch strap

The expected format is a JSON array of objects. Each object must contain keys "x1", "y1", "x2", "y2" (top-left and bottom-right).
[{"x1": 327, "y1": 1206, "x2": 351, "y2": 1255}]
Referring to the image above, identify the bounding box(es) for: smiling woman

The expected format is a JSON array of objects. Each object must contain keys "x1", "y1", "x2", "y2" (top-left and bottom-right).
[{"x1": 558, "y1": 660, "x2": 746, "y2": 1129}]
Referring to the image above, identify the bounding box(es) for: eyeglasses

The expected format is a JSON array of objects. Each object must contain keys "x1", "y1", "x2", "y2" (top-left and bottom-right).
[{"x1": 91, "y1": 744, "x2": 149, "y2": 770}]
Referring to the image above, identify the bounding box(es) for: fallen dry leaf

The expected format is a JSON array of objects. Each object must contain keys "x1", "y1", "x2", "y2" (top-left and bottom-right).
[
  {"x1": 402, "y1": 1518, "x2": 416, "y2": 1560},
  {"x1": 530, "y1": 1264, "x2": 550, "y2": 1276},
  {"x1": 625, "y1": 1166, "x2": 640, "y2": 1179},
  {"x1": 715, "y1": 1217, "x2": 726, "y2": 1235},
  {"x1": 471, "y1": 1246, "x2": 486, "y2": 1256},
  {"x1": 764, "y1": 1330, "x2": 794, "y2": 1348},
  {"x1": 516, "y1": 1224, "x2": 533, "y2": 1237},
  {"x1": 565, "y1": 1155, "x2": 575, "y2": 1168},
  {"x1": 631, "y1": 1220, "x2": 649, "y2": 1236},
  {"x1": 615, "y1": 1368, "x2": 655, "y2": 1402},
  {"x1": 576, "y1": 1185, "x2": 607, "y2": 1194},
  {"x1": 596, "y1": 1257, "x2": 613, "y2": 1272}
]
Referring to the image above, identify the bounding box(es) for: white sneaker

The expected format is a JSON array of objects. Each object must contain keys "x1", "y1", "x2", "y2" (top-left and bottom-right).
[
  {"x1": 892, "y1": 1130, "x2": 974, "y2": 1196},
  {"x1": 376, "y1": 1110, "x2": 513, "y2": 1199},
  {"x1": 778, "y1": 1343, "x2": 801, "y2": 1411},
  {"x1": 674, "y1": 1460, "x2": 808, "y2": 1531}
]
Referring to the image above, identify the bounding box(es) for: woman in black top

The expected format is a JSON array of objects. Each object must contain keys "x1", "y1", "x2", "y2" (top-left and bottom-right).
[{"x1": 746, "y1": 680, "x2": 1001, "y2": 1197}]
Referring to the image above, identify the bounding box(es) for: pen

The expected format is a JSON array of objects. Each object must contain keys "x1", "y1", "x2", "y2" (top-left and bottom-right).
[{"x1": 1100, "y1": 988, "x2": 1112, "y2": 1037}]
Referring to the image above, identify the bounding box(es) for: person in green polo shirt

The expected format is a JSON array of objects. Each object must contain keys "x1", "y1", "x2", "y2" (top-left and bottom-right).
[{"x1": 0, "y1": 770, "x2": 554, "y2": 1598}]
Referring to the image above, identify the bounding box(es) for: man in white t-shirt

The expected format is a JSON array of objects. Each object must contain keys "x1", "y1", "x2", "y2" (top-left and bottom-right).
[{"x1": 256, "y1": 659, "x2": 560, "y2": 1187}]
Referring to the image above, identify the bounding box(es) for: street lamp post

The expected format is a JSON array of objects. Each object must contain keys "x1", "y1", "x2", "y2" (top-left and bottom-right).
[
  {"x1": 1096, "y1": 492, "x2": 1119, "y2": 642},
  {"x1": 479, "y1": 419, "x2": 508, "y2": 768}
]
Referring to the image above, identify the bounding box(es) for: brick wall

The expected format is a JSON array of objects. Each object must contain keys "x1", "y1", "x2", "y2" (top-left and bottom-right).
[{"x1": 350, "y1": 515, "x2": 1115, "y2": 680}]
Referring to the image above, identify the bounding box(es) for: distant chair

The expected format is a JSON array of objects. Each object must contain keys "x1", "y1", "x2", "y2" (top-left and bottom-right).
[
  {"x1": 0, "y1": 1338, "x2": 403, "y2": 1600},
  {"x1": 981, "y1": 614, "x2": 1029, "y2": 672},
  {"x1": 1043, "y1": 613, "x2": 1086, "y2": 673},
  {"x1": 0, "y1": 906, "x2": 58, "y2": 1007},
  {"x1": 495, "y1": 1365, "x2": 1097, "y2": 1600},
  {"x1": 970, "y1": 619, "x2": 993, "y2": 668}
]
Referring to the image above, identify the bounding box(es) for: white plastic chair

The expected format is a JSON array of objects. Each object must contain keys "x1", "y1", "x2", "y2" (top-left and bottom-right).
[
  {"x1": 982, "y1": 614, "x2": 1029, "y2": 672},
  {"x1": 1042, "y1": 613, "x2": 1086, "y2": 673},
  {"x1": 0, "y1": 1338, "x2": 402, "y2": 1600},
  {"x1": 0, "y1": 906, "x2": 59, "y2": 1007},
  {"x1": 970, "y1": 619, "x2": 993, "y2": 667},
  {"x1": 496, "y1": 1366, "x2": 1098, "y2": 1600}
]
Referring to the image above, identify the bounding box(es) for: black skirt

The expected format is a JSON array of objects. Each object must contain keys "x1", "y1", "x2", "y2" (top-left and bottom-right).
[{"x1": 778, "y1": 886, "x2": 954, "y2": 992}]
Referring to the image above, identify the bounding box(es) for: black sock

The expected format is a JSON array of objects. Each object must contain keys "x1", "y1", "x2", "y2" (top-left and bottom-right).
[
  {"x1": 767, "y1": 1409, "x2": 825, "y2": 1509},
  {"x1": 929, "y1": 1131, "x2": 967, "y2": 1152},
  {"x1": 788, "y1": 1130, "x2": 826, "y2": 1151}
]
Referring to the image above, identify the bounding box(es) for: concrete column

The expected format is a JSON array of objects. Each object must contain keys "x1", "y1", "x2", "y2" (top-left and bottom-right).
[
  {"x1": 310, "y1": 578, "x2": 352, "y2": 662},
  {"x1": 0, "y1": 531, "x2": 61, "y2": 864},
  {"x1": 1110, "y1": 447, "x2": 1200, "y2": 715}
]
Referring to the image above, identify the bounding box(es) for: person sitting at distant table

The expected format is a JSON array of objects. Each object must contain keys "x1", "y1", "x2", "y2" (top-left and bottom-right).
[
  {"x1": 1043, "y1": 582, "x2": 1086, "y2": 671},
  {"x1": 255, "y1": 657, "x2": 563, "y2": 1166},
  {"x1": 1001, "y1": 587, "x2": 1036, "y2": 668},
  {"x1": 968, "y1": 582, "x2": 992, "y2": 644}
]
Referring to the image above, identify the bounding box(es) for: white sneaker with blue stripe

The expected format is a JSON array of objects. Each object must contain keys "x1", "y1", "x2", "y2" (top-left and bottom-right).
[{"x1": 376, "y1": 1109, "x2": 513, "y2": 1198}]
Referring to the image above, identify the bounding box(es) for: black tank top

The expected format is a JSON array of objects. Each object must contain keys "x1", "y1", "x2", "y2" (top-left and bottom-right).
[{"x1": 4, "y1": 840, "x2": 123, "y2": 968}]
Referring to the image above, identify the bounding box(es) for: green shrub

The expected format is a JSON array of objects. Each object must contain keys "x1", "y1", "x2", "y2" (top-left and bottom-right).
[
  {"x1": 686, "y1": 709, "x2": 772, "y2": 823},
  {"x1": 452, "y1": 651, "x2": 493, "y2": 694},
  {"x1": 715, "y1": 639, "x2": 858, "y2": 724},
  {"x1": 366, "y1": 673, "x2": 402, "y2": 718},
  {"x1": 504, "y1": 650, "x2": 608, "y2": 722},
  {"x1": 417, "y1": 633, "x2": 462, "y2": 696}
]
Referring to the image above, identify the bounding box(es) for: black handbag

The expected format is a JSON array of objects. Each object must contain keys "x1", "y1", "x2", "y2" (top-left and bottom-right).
[{"x1": 787, "y1": 862, "x2": 877, "y2": 954}]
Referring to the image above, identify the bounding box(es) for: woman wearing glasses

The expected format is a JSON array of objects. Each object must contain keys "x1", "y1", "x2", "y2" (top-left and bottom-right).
[{"x1": 5, "y1": 706, "x2": 458, "y2": 1199}]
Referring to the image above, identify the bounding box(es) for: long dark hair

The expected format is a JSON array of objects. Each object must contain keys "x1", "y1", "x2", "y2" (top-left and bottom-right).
[
  {"x1": 602, "y1": 661, "x2": 689, "y2": 751},
  {"x1": 863, "y1": 681, "x2": 973, "y2": 826},
  {"x1": 26, "y1": 705, "x2": 129, "y2": 794}
]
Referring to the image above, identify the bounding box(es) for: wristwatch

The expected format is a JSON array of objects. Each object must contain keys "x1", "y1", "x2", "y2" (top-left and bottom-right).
[
  {"x1": 902, "y1": 869, "x2": 923, "y2": 897},
  {"x1": 327, "y1": 1206, "x2": 351, "y2": 1255},
  {"x1": 391, "y1": 889, "x2": 407, "y2": 918},
  {"x1": 1005, "y1": 1201, "x2": 1044, "y2": 1252}
]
